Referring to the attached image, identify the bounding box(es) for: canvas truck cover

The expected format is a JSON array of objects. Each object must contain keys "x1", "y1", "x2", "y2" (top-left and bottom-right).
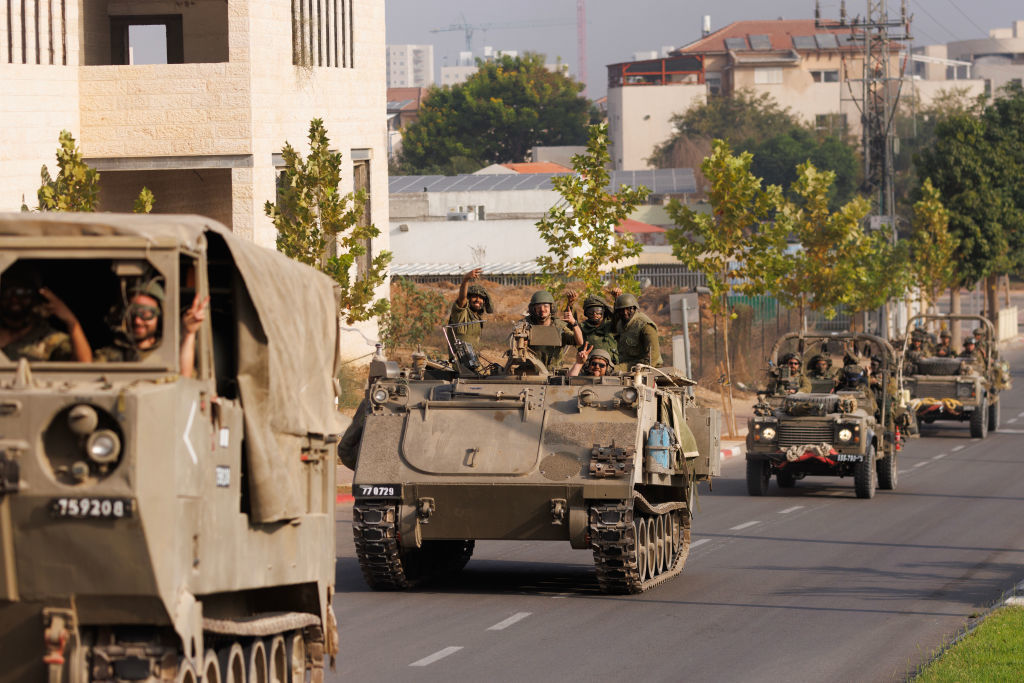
[{"x1": 0, "y1": 212, "x2": 346, "y2": 521}]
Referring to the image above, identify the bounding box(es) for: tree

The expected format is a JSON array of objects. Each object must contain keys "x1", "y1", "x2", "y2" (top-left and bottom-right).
[
  {"x1": 909, "y1": 178, "x2": 958, "y2": 314},
  {"x1": 378, "y1": 277, "x2": 447, "y2": 353},
  {"x1": 396, "y1": 53, "x2": 591, "y2": 175},
  {"x1": 535, "y1": 123, "x2": 651, "y2": 299},
  {"x1": 748, "y1": 128, "x2": 859, "y2": 208},
  {"x1": 133, "y1": 187, "x2": 155, "y2": 214},
  {"x1": 666, "y1": 140, "x2": 783, "y2": 430},
  {"x1": 37, "y1": 130, "x2": 100, "y2": 211},
  {"x1": 266, "y1": 119, "x2": 392, "y2": 325}
]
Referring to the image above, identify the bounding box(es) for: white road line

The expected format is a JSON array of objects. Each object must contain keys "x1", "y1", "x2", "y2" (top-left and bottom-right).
[
  {"x1": 691, "y1": 538, "x2": 710, "y2": 549},
  {"x1": 1007, "y1": 417, "x2": 1018, "y2": 424},
  {"x1": 913, "y1": 462, "x2": 928, "y2": 468},
  {"x1": 487, "y1": 612, "x2": 531, "y2": 631},
  {"x1": 730, "y1": 521, "x2": 760, "y2": 531},
  {"x1": 994, "y1": 428, "x2": 1024, "y2": 434},
  {"x1": 897, "y1": 469, "x2": 910, "y2": 475},
  {"x1": 933, "y1": 453, "x2": 947, "y2": 460},
  {"x1": 410, "y1": 647, "x2": 463, "y2": 667},
  {"x1": 952, "y1": 445, "x2": 965, "y2": 452},
  {"x1": 779, "y1": 506, "x2": 805, "y2": 514},
  {"x1": 1018, "y1": 411, "x2": 1024, "y2": 418}
]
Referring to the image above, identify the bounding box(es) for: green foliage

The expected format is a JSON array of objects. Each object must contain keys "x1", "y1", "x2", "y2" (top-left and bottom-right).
[
  {"x1": 395, "y1": 53, "x2": 590, "y2": 175},
  {"x1": 266, "y1": 118, "x2": 392, "y2": 325},
  {"x1": 910, "y1": 178, "x2": 958, "y2": 310},
  {"x1": 535, "y1": 124, "x2": 651, "y2": 299},
  {"x1": 133, "y1": 187, "x2": 155, "y2": 214},
  {"x1": 37, "y1": 130, "x2": 100, "y2": 212},
  {"x1": 665, "y1": 139, "x2": 783, "y2": 314},
  {"x1": 650, "y1": 90, "x2": 860, "y2": 207},
  {"x1": 378, "y1": 277, "x2": 446, "y2": 352}
]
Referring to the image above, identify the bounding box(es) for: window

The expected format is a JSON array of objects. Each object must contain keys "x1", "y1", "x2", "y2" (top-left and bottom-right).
[
  {"x1": 810, "y1": 69, "x2": 839, "y2": 83},
  {"x1": 705, "y1": 71, "x2": 722, "y2": 95},
  {"x1": 754, "y1": 67, "x2": 782, "y2": 84},
  {"x1": 352, "y1": 157, "x2": 372, "y2": 276},
  {"x1": 815, "y1": 113, "x2": 848, "y2": 135},
  {"x1": 110, "y1": 15, "x2": 184, "y2": 65},
  {"x1": 292, "y1": 0, "x2": 354, "y2": 67}
]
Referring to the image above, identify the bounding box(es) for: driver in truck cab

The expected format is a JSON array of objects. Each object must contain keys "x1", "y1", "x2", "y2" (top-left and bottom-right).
[{"x1": 0, "y1": 263, "x2": 92, "y2": 362}]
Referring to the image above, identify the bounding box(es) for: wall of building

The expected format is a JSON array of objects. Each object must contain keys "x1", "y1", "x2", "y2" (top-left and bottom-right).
[
  {"x1": 907, "y1": 79, "x2": 986, "y2": 107},
  {"x1": 98, "y1": 168, "x2": 234, "y2": 228},
  {"x1": 390, "y1": 189, "x2": 558, "y2": 220},
  {"x1": 607, "y1": 83, "x2": 706, "y2": 170},
  {"x1": 0, "y1": 1, "x2": 81, "y2": 211},
  {"x1": 389, "y1": 219, "x2": 552, "y2": 265}
]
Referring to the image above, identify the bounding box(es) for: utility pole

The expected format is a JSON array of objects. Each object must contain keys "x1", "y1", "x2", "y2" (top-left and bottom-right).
[
  {"x1": 577, "y1": 0, "x2": 587, "y2": 96},
  {"x1": 817, "y1": 0, "x2": 912, "y2": 336}
]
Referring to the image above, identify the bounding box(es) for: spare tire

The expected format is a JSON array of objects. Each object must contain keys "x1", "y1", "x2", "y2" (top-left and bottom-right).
[{"x1": 915, "y1": 357, "x2": 963, "y2": 376}]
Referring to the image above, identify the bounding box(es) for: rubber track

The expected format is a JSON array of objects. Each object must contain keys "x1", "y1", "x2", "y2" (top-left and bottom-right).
[
  {"x1": 352, "y1": 501, "x2": 413, "y2": 589},
  {"x1": 590, "y1": 496, "x2": 691, "y2": 594}
]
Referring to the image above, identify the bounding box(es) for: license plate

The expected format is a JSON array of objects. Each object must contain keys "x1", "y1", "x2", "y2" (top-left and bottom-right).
[
  {"x1": 835, "y1": 453, "x2": 863, "y2": 463},
  {"x1": 355, "y1": 484, "x2": 401, "y2": 498},
  {"x1": 50, "y1": 497, "x2": 133, "y2": 519}
]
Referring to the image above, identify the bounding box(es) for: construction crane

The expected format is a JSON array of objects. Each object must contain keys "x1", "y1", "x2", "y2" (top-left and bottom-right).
[{"x1": 430, "y1": 15, "x2": 576, "y2": 53}]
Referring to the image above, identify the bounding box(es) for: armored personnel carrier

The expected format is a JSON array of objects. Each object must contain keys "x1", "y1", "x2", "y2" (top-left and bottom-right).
[
  {"x1": 342, "y1": 321, "x2": 721, "y2": 594},
  {"x1": 746, "y1": 333, "x2": 906, "y2": 499},
  {"x1": 902, "y1": 314, "x2": 1010, "y2": 438},
  {"x1": 0, "y1": 214, "x2": 344, "y2": 682}
]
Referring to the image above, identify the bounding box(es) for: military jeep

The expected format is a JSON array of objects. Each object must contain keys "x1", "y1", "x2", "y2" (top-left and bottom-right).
[
  {"x1": 902, "y1": 314, "x2": 1010, "y2": 438},
  {"x1": 746, "y1": 333, "x2": 905, "y2": 499}
]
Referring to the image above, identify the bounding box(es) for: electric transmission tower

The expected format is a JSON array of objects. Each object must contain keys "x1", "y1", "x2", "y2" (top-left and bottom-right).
[{"x1": 817, "y1": 0, "x2": 912, "y2": 234}]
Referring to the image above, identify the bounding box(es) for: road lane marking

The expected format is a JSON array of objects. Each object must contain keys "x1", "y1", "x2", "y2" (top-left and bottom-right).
[
  {"x1": 691, "y1": 539, "x2": 710, "y2": 549},
  {"x1": 487, "y1": 612, "x2": 531, "y2": 631},
  {"x1": 952, "y1": 445, "x2": 965, "y2": 452},
  {"x1": 779, "y1": 506, "x2": 805, "y2": 514},
  {"x1": 913, "y1": 462, "x2": 928, "y2": 468},
  {"x1": 897, "y1": 469, "x2": 911, "y2": 475},
  {"x1": 933, "y1": 453, "x2": 947, "y2": 460},
  {"x1": 994, "y1": 428, "x2": 1024, "y2": 434},
  {"x1": 730, "y1": 521, "x2": 760, "y2": 531},
  {"x1": 410, "y1": 647, "x2": 463, "y2": 667},
  {"x1": 1008, "y1": 417, "x2": 1018, "y2": 424},
  {"x1": 1018, "y1": 411, "x2": 1024, "y2": 417}
]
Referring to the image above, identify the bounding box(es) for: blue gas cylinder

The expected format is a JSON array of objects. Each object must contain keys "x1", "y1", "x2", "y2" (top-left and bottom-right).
[{"x1": 646, "y1": 422, "x2": 673, "y2": 468}]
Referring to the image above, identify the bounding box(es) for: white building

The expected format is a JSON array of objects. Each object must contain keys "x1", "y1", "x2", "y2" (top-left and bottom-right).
[
  {"x1": 1, "y1": 0, "x2": 390, "y2": 358},
  {"x1": 386, "y1": 43, "x2": 434, "y2": 88},
  {"x1": 946, "y1": 19, "x2": 1024, "y2": 94}
]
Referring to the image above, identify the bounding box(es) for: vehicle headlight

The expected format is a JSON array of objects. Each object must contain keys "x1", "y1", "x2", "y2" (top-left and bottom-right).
[
  {"x1": 837, "y1": 428, "x2": 854, "y2": 443},
  {"x1": 619, "y1": 387, "x2": 639, "y2": 404},
  {"x1": 761, "y1": 427, "x2": 776, "y2": 441},
  {"x1": 86, "y1": 429, "x2": 121, "y2": 465},
  {"x1": 370, "y1": 386, "x2": 390, "y2": 404},
  {"x1": 956, "y1": 383, "x2": 973, "y2": 398}
]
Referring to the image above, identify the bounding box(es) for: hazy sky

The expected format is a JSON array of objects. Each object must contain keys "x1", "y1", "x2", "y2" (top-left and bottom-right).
[{"x1": 386, "y1": 0, "x2": 1021, "y2": 97}]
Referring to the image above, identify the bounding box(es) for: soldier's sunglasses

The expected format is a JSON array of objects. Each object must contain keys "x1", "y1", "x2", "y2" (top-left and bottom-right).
[
  {"x1": 128, "y1": 304, "x2": 160, "y2": 321},
  {"x1": 786, "y1": 360, "x2": 801, "y2": 366},
  {"x1": 588, "y1": 361, "x2": 608, "y2": 369}
]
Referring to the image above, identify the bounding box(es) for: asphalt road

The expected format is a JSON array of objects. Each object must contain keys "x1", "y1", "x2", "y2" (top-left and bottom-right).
[{"x1": 330, "y1": 344, "x2": 1024, "y2": 683}]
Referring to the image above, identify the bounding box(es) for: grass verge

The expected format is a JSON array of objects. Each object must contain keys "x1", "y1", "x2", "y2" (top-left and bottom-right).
[{"x1": 913, "y1": 606, "x2": 1024, "y2": 681}]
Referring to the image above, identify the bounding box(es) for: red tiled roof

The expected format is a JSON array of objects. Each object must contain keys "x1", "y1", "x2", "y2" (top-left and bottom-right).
[
  {"x1": 501, "y1": 162, "x2": 572, "y2": 174},
  {"x1": 386, "y1": 87, "x2": 427, "y2": 111},
  {"x1": 615, "y1": 218, "x2": 665, "y2": 234},
  {"x1": 676, "y1": 19, "x2": 854, "y2": 54}
]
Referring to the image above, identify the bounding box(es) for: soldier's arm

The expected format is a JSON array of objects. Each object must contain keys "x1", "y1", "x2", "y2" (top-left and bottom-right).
[
  {"x1": 455, "y1": 268, "x2": 482, "y2": 308},
  {"x1": 642, "y1": 325, "x2": 662, "y2": 366},
  {"x1": 39, "y1": 287, "x2": 92, "y2": 362}
]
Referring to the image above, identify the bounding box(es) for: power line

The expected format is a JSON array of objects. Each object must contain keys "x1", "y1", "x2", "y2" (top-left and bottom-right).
[
  {"x1": 941, "y1": 0, "x2": 988, "y2": 38},
  {"x1": 909, "y1": 0, "x2": 961, "y2": 42}
]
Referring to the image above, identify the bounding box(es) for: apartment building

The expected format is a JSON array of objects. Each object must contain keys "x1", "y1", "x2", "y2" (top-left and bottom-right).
[
  {"x1": 386, "y1": 43, "x2": 434, "y2": 88},
  {"x1": 1, "y1": 0, "x2": 389, "y2": 355},
  {"x1": 946, "y1": 19, "x2": 1024, "y2": 94}
]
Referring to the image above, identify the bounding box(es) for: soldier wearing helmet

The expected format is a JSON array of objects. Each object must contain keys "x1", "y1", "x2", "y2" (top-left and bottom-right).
[
  {"x1": 768, "y1": 352, "x2": 810, "y2": 395},
  {"x1": 571, "y1": 291, "x2": 618, "y2": 365},
  {"x1": 837, "y1": 363, "x2": 877, "y2": 416},
  {"x1": 958, "y1": 336, "x2": 982, "y2": 363},
  {"x1": 568, "y1": 343, "x2": 615, "y2": 378},
  {"x1": 448, "y1": 267, "x2": 492, "y2": 349},
  {"x1": 521, "y1": 290, "x2": 583, "y2": 371},
  {"x1": 0, "y1": 262, "x2": 92, "y2": 362},
  {"x1": 934, "y1": 329, "x2": 954, "y2": 357},
  {"x1": 807, "y1": 354, "x2": 837, "y2": 381},
  {"x1": 95, "y1": 275, "x2": 208, "y2": 378},
  {"x1": 613, "y1": 292, "x2": 661, "y2": 371}
]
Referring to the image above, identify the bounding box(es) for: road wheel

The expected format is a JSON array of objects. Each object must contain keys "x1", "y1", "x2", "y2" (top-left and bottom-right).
[
  {"x1": 988, "y1": 397, "x2": 1000, "y2": 433},
  {"x1": 245, "y1": 639, "x2": 267, "y2": 683},
  {"x1": 202, "y1": 650, "x2": 222, "y2": 683},
  {"x1": 776, "y1": 469, "x2": 796, "y2": 488},
  {"x1": 876, "y1": 448, "x2": 898, "y2": 491},
  {"x1": 746, "y1": 459, "x2": 770, "y2": 496},
  {"x1": 854, "y1": 446, "x2": 877, "y2": 499},
  {"x1": 970, "y1": 397, "x2": 988, "y2": 439},
  {"x1": 266, "y1": 636, "x2": 286, "y2": 683},
  {"x1": 287, "y1": 632, "x2": 306, "y2": 683},
  {"x1": 635, "y1": 518, "x2": 648, "y2": 581},
  {"x1": 218, "y1": 643, "x2": 245, "y2": 683}
]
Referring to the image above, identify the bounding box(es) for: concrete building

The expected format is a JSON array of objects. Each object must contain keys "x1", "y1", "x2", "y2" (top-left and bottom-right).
[
  {"x1": 946, "y1": 19, "x2": 1024, "y2": 94},
  {"x1": 2, "y1": 0, "x2": 389, "y2": 357},
  {"x1": 386, "y1": 43, "x2": 434, "y2": 88}
]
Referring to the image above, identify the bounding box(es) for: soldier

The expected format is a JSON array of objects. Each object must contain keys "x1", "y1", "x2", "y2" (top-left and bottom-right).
[
  {"x1": 448, "y1": 267, "x2": 492, "y2": 349},
  {"x1": 934, "y1": 329, "x2": 954, "y2": 357},
  {"x1": 903, "y1": 329, "x2": 930, "y2": 373},
  {"x1": 807, "y1": 354, "x2": 837, "y2": 381},
  {"x1": 571, "y1": 292, "x2": 619, "y2": 365},
  {"x1": 768, "y1": 352, "x2": 811, "y2": 395},
  {"x1": 613, "y1": 292, "x2": 662, "y2": 372},
  {"x1": 971, "y1": 326, "x2": 990, "y2": 362},
  {"x1": 95, "y1": 278, "x2": 207, "y2": 378},
  {"x1": 568, "y1": 343, "x2": 614, "y2": 378},
  {"x1": 837, "y1": 364, "x2": 878, "y2": 416},
  {"x1": 959, "y1": 336, "x2": 983, "y2": 363},
  {"x1": 521, "y1": 290, "x2": 583, "y2": 371},
  {"x1": 0, "y1": 264, "x2": 92, "y2": 362}
]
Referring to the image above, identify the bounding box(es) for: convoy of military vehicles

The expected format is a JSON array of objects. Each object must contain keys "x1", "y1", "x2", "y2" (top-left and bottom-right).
[{"x1": 0, "y1": 212, "x2": 1016, "y2": 678}]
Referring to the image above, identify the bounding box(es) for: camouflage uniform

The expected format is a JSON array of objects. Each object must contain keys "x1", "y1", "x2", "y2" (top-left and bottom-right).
[
  {"x1": 768, "y1": 368, "x2": 811, "y2": 395},
  {"x1": 94, "y1": 341, "x2": 158, "y2": 363},
  {"x1": 580, "y1": 295, "x2": 618, "y2": 364},
  {"x1": 2, "y1": 321, "x2": 72, "y2": 361},
  {"x1": 522, "y1": 316, "x2": 577, "y2": 371},
  {"x1": 448, "y1": 284, "x2": 491, "y2": 348},
  {"x1": 615, "y1": 311, "x2": 662, "y2": 372}
]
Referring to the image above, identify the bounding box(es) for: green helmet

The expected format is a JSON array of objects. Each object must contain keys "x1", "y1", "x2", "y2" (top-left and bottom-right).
[
  {"x1": 529, "y1": 290, "x2": 555, "y2": 306},
  {"x1": 130, "y1": 277, "x2": 165, "y2": 304},
  {"x1": 614, "y1": 293, "x2": 639, "y2": 310},
  {"x1": 588, "y1": 348, "x2": 613, "y2": 364},
  {"x1": 582, "y1": 295, "x2": 612, "y2": 316},
  {"x1": 972, "y1": 327, "x2": 985, "y2": 337},
  {"x1": 466, "y1": 284, "x2": 493, "y2": 313}
]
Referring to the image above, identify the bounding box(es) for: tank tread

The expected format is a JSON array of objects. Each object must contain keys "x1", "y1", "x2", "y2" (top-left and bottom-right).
[
  {"x1": 589, "y1": 496, "x2": 691, "y2": 594},
  {"x1": 352, "y1": 501, "x2": 413, "y2": 589}
]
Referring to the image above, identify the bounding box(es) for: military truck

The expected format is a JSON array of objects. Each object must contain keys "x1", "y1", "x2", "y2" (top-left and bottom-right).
[
  {"x1": 0, "y1": 214, "x2": 344, "y2": 682},
  {"x1": 746, "y1": 333, "x2": 905, "y2": 499},
  {"x1": 902, "y1": 314, "x2": 1010, "y2": 438},
  {"x1": 342, "y1": 321, "x2": 721, "y2": 594}
]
